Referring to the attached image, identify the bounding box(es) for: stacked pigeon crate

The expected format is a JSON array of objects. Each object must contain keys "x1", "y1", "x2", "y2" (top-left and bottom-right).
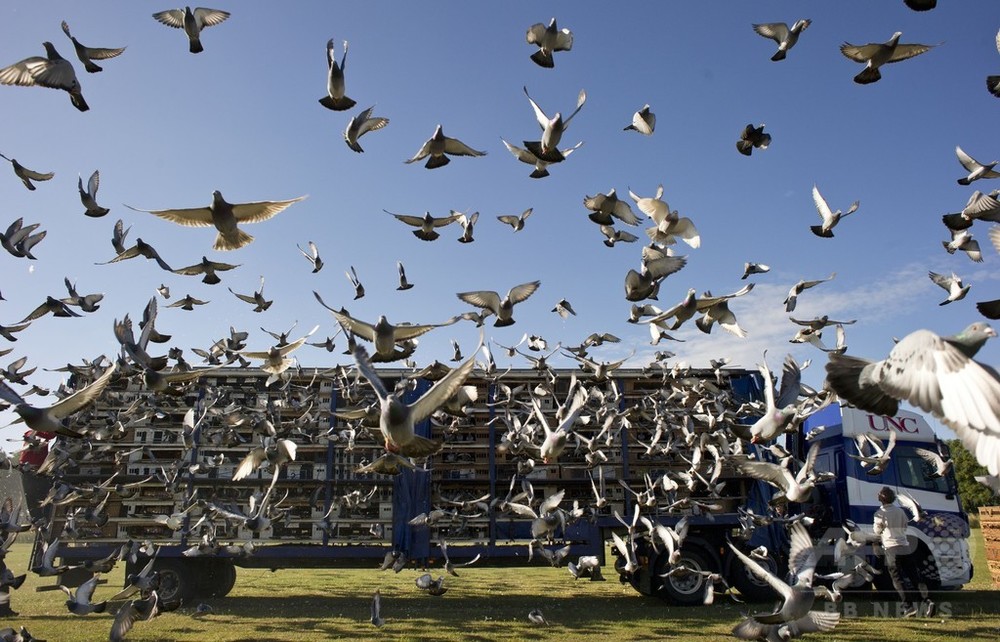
[{"x1": 981, "y1": 506, "x2": 1000, "y2": 588}]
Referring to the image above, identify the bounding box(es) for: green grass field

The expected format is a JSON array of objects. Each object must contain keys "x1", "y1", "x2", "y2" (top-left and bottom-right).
[{"x1": 2, "y1": 530, "x2": 998, "y2": 642}]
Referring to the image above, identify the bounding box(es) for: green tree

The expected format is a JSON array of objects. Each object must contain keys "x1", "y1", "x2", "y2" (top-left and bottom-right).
[{"x1": 948, "y1": 439, "x2": 1000, "y2": 514}]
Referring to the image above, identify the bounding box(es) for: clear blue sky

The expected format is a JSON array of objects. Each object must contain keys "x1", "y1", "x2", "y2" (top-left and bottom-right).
[{"x1": 2, "y1": 1, "x2": 999, "y2": 446}]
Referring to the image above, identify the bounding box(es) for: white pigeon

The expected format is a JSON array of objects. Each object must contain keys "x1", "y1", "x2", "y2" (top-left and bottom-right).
[
  {"x1": 629, "y1": 184, "x2": 700, "y2": 248},
  {"x1": 624, "y1": 104, "x2": 655, "y2": 135},
  {"x1": 152, "y1": 6, "x2": 231, "y2": 54},
  {"x1": 810, "y1": 185, "x2": 859, "y2": 238},
  {"x1": 784, "y1": 273, "x2": 835, "y2": 312},
  {"x1": 752, "y1": 19, "x2": 812, "y2": 61},
  {"x1": 928, "y1": 271, "x2": 969, "y2": 305},
  {"x1": 525, "y1": 17, "x2": 573, "y2": 68},
  {"x1": 955, "y1": 146, "x2": 1000, "y2": 185},
  {"x1": 734, "y1": 441, "x2": 822, "y2": 503},
  {"x1": 318, "y1": 39, "x2": 355, "y2": 111}
]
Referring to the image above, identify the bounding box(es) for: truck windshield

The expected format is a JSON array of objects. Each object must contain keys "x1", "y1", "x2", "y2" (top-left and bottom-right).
[{"x1": 892, "y1": 443, "x2": 951, "y2": 494}]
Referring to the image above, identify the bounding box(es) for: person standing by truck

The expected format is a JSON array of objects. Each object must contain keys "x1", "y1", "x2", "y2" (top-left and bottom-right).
[
  {"x1": 873, "y1": 486, "x2": 931, "y2": 617},
  {"x1": 17, "y1": 430, "x2": 54, "y2": 472}
]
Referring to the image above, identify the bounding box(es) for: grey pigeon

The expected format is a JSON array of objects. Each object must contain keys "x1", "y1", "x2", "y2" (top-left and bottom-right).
[
  {"x1": 0, "y1": 153, "x2": 53, "y2": 191},
  {"x1": 523, "y1": 86, "x2": 586, "y2": 163},
  {"x1": 456, "y1": 281, "x2": 541, "y2": 327},
  {"x1": 752, "y1": 20, "x2": 811, "y2": 61},
  {"x1": 297, "y1": 241, "x2": 323, "y2": 272},
  {"x1": 352, "y1": 336, "x2": 480, "y2": 458},
  {"x1": 405, "y1": 124, "x2": 485, "y2": 169},
  {"x1": 152, "y1": 7, "x2": 231, "y2": 54},
  {"x1": 497, "y1": 208, "x2": 533, "y2": 232},
  {"x1": 319, "y1": 39, "x2": 355, "y2": 111},
  {"x1": 840, "y1": 32, "x2": 935, "y2": 84},
  {"x1": 784, "y1": 272, "x2": 835, "y2": 312},
  {"x1": 174, "y1": 256, "x2": 240, "y2": 285},
  {"x1": 385, "y1": 209, "x2": 461, "y2": 241},
  {"x1": 0, "y1": 362, "x2": 116, "y2": 438},
  {"x1": 525, "y1": 17, "x2": 572, "y2": 68},
  {"x1": 501, "y1": 138, "x2": 582, "y2": 178},
  {"x1": 0, "y1": 42, "x2": 88, "y2": 111},
  {"x1": 126, "y1": 190, "x2": 307, "y2": 251},
  {"x1": 825, "y1": 322, "x2": 1000, "y2": 475},
  {"x1": 77, "y1": 170, "x2": 109, "y2": 217},
  {"x1": 344, "y1": 105, "x2": 389, "y2": 153},
  {"x1": 60, "y1": 21, "x2": 125, "y2": 73},
  {"x1": 98, "y1": 237, "x2": 174, "y2": 271}
]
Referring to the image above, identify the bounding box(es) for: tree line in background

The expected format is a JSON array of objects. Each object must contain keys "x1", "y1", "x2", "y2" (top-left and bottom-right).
[{"x1": 949, "y1": 439, "x2": 999, "y2": 516}]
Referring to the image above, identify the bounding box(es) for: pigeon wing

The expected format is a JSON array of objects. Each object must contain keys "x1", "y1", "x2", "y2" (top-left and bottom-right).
[
  {"x1": 126, "y1": 204, "x2": 214, "y2": 227},
  {"x1": 230, "y1": 196, "x2": 306, "y2": 224}
]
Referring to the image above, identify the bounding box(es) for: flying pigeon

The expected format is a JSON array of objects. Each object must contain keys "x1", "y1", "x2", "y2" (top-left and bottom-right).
[
  {"x1": 624, "y1": 104, "x2": 655, "y2": 135},
  {"x1": 126, "y1": 190, "x2": 307, "y2": 251},
  {"x1": 523, "y1": 86, "x2": 586, "y2": 162},
  {"x1": 396, "y1": 261, "x2": 414, "y2": 291},
  {"x1": 344, "y1": 105, "x2": 389, "y2": 153},
  {"x1": 0, "y1": 153, "x2": 53, "y2": 191},
  {"x1": 497, "y1": 208, "x2": 533, "y2": 232},
  {"x1": 174, "y1": 256, "x2": 240, "y2": 285},
  {"x1": 810, "y1": 185, "x2": 859, "y2": 238},
  {"x1": 152, "y1": 6, "x2": 231, "y2": 54},
  {"x1": 60, "y1": 21, "x2": 126, "y2": 73},
  {"x1": 319, "y1": 39, "x2": 355, "y2": 111},
  {"x1": 405, "y1": 124, "x2": 485, "y2": 169},
  {"x1": 297, "y1": 241, "x2": 323, "y2": 273},
  {"x1": 352, "y1": 336, "x2": 480, "y2": 458},
  {"x1": 0, "y1": 362, "x2": 116, "y2": 438},
  {"x1": 77, "y1": 170, "x2": 109, "y2": 217},
  {"x1": 456, "y1": 281, "x2": 541, "y2": 327},
  {"x1": 385, "y1": 209, "x2": 461, "y2": 241},
  {"x1": 501, "y1": 138, "x2": 582, "y2": 178},
  {"x1": 752, "y1": 20, "x2": 811, "y2": 61},
  {"x1": 929, "y1": 271, "x2": 970, "y2": 305},
  {"x1": 784, "y1": 272, "x2": 835, "y2": 312},
  {"x1": 825, "y1": 322, "x2": 1000, "y2": 475},
  {"x1": 737, "y1": 123, "x2": 770, "y2": 156},
  {"x1": 346, "y1": 265, "x2": 365, "y2": 299},
  {"x1": 525, "y1": 18, "x2": 573, "y2": 68},
  {"x1": 840, "y1": 32, "x2": 935, "y2": 84},
  {"x1": 0, "y1": 42, "x2": 89, "y2": 111},
  {"x1": 955, "y1": 146, "x2": 1000, "y2": 186}
]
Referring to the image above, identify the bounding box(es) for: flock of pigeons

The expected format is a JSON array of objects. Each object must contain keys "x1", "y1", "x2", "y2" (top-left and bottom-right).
[{"x1": 0, "y1": 3, "x2": 999, "y2": 642}]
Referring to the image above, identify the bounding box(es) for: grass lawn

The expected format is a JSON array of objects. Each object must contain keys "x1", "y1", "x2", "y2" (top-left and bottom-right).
[{"x1": 2, "y1": 530, "x2": 998, "y2": 642}]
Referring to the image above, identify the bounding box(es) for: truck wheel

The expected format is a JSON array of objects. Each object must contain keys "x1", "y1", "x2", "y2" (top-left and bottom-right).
[
  {"x1": 659, "y1": 548, "x2": 716, "y2": 606},
  {"x1": 154, "y1": 560, "x2": 195, "y2": 610},
  {"x1": 729, "y1": 551, "x2": 779, "y2": 602},
  {"x1": 215, "y1": 562, "x2": 237, "y2": 597}
]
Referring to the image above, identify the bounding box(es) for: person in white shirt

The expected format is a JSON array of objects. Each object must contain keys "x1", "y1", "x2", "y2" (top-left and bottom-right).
[{"x1": 873, "y1": 486, "x2": 931, "y2": 617}]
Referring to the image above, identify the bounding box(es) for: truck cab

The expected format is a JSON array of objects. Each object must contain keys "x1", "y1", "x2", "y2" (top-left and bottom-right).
[{"x1": 801, "y1": 404, "x2": 972, "y2": 590}]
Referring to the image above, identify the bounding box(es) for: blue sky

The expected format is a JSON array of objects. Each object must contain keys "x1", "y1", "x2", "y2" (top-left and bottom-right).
[{"x1": 2, "y1": 1, "x2": 999, "y2": 447}]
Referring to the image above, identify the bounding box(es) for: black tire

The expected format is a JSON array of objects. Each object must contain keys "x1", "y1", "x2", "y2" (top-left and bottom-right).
[
  {"x1": 215, "y1": 561, "x2": 237, "y2": 597},
  {"x1": 729, "y1": 550, "x2": 780, "y2": 603},
  {"x1": 659, "y1": 547, "x2": 716, "y2": 606},
  {"x1": 153, "y1": 559, "x2": 195, "y2": 610}
]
